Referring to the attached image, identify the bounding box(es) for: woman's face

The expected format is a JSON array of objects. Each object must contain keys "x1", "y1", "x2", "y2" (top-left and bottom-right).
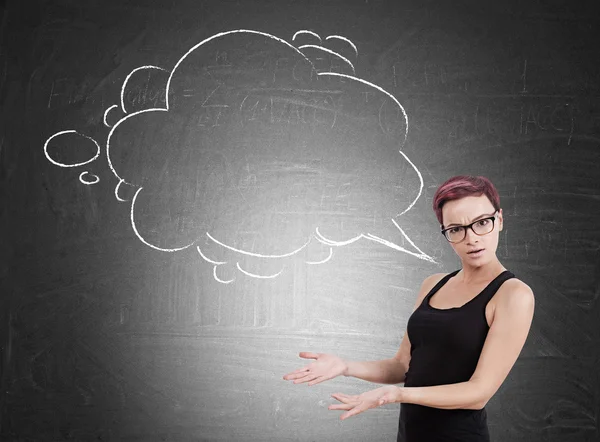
[{"x1": 441, "y1": 195, "x2": 503, "y2": 267}]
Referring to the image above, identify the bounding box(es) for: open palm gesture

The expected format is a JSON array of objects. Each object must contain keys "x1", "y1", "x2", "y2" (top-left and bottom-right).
[
  {"x1": 283, "y1": 352, "x2": 348, "y2": 386},
  {"x1": 328, "y1": 385, "x2": 401, "y2": 420}
]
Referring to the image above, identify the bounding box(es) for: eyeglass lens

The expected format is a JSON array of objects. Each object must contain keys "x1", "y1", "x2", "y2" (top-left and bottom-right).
[{"x1": 445, "y1": 218, "x2": 494, "y2": 242}]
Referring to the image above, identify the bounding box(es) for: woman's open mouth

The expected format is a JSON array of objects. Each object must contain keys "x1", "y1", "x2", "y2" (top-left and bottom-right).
[{"x1": 467, "y1": 248, "x2": 485, "y2": 257}]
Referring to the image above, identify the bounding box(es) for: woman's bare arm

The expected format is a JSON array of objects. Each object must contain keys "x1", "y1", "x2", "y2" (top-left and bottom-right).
[{"x1": 343, "y1": 273, "x2": 447, "y2": 385}]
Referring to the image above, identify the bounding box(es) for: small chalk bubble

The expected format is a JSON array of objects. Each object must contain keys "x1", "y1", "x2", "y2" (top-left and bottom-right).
[
  {"x1": 79, "y1": 171, "x2": 100, "y2": 185},
  {"x1": 103, "y1": 104, "x2": 120, "y2": 127}
]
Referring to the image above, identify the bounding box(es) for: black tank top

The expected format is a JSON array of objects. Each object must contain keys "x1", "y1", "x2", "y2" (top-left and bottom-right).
[{"x1": 397, "y1": 269, "x2": 515, "y2": 442}]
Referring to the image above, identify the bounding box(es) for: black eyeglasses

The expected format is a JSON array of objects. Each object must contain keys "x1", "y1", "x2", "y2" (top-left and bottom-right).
[{"x1": 441, "y1": 212, "x2": 498, "y2": 243}]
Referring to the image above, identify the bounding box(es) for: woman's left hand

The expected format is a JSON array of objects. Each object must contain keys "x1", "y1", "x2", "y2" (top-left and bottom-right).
[{"x1": 328, "y1": 385, "x2": 402, "y2": 420}]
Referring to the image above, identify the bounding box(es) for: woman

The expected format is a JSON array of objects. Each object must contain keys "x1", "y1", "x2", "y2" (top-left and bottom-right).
[{"x1": 283, "y1": 175, "x2": 535, "y2": 441}]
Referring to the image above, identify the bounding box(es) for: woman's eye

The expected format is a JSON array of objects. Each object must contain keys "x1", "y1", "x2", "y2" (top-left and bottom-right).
[
  {"x1": 478, "y1": 219, "x2": 489, "y2": 226},
  {"x1": 449, "y1": 227, "x2": 461, "y2": 234}
]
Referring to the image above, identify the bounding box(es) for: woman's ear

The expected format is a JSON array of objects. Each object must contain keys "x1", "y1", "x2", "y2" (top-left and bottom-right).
[{"x1": 498, "y1": 208, "x2": 503, "y2": 231}]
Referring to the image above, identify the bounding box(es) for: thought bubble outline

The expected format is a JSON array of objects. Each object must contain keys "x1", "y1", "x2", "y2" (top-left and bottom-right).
[
  {"x1": 103, "y1": 104, "x2": 119, "y2": 127},
  {"x1": 108, "y1": 29, "x2": 435, "y2": 275},
  {"x1": 324, "y1": 35, "x2": 358, "y2": 56},
  {"x1": 292, "y1": 30, "x2": 322, "y2": 43},
  {"x1": 43, "y1": 29, "x2": 436, "y2": 282},
  {"x1": 297, "y1": 45, "x2": 356, "y2": 74}
]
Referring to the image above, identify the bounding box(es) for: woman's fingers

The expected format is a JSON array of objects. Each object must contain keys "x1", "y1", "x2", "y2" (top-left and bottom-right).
[
  {"x1": 328, "y1": 403, "x2": 353, "y2": 411},
  {"x1": 298, "y1": 352, "x2": 320, "y2": 359},
  {"x1": 284, "y1": 370, "x2": 327, "y2": 385},
  {"x1": 292, "y1": 372, "x2": 319, "y2": 384},
  {"x1": 329, "y1": 392, "x2": 373, "y2": 420},
  {"x1": 284, "y1": 352, "x2": 344, "y2": 386},
  {"x1": 283, "y1": 366, "x2": 312, "y2": 380},
  {"x1": 340, "y1": 408, "x2": 364, "y2": 420},
  {"x1": 283, "y1": 352, "x2": 319, "y2": 380},
  {"x1": 307, "y1": 375, "x2": 328, "y2": 386},
  {"x1": 331, "y1": 393, "x2": 354, "y2": 401},
  {"x1": 330, "y1": 387, "x2": 395, "y2": 420}
]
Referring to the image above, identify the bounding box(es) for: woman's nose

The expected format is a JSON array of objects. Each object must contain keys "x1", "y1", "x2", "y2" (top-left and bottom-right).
[{"x1": 464, "y1": 227, "x2": 479, "y2": 243}]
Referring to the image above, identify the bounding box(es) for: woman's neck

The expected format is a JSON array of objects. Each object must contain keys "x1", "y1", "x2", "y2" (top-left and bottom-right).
[{"x1": 457, "y1": 259, "x2": 506, "y2": 284}]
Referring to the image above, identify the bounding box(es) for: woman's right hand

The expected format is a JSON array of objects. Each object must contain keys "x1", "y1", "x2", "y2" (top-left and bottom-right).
[{"x1": 282, "y1": 352, "x2": 348, "y2": 386}]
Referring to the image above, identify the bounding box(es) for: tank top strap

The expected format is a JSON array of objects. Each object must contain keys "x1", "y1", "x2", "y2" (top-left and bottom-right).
[
  {"x1": 422, "y1": 269, "x2": 461, "y2": 303},
  {"x1": 475, "y1": 270, "x2": 516, "y2": 305}
]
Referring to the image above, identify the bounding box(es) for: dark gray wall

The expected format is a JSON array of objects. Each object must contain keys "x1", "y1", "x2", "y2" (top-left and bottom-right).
[{"x1": 1, "y1": 0, "x2": 599, "y2": 441}]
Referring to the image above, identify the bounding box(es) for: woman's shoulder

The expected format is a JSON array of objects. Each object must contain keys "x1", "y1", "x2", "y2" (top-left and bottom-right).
[
  {"x1": 410, "y1": 272, "x2": 451, "y2": 309},
  {"x1": 501, "y1": 274, "x2": 533, "y2": 291},
  {"x1": 421, "y1": 272, "x2": 452, "y2": 291},
  {"x1": 497, "y1": 274, "x2": 535, "y2": 303}
]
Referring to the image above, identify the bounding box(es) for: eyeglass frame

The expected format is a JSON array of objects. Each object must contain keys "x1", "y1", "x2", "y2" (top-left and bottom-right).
[{"x1": 440, "y1": 211, "x2": 499, "y2": 243}]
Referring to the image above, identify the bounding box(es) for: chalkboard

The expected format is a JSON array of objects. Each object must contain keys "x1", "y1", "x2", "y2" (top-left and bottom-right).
[{"x1": 2, "y1": 0, "x2": 599, "y2": 441}]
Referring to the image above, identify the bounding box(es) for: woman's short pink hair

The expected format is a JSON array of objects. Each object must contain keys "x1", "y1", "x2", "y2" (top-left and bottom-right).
[{"x1": 432, "y1": 175, "x2": 500, "y2": 227}]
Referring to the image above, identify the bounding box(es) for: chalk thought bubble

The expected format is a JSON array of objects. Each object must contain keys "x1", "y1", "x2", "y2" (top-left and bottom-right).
[{"x1": 45, "y1": 29, "x2": 436, "y2": 283}]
